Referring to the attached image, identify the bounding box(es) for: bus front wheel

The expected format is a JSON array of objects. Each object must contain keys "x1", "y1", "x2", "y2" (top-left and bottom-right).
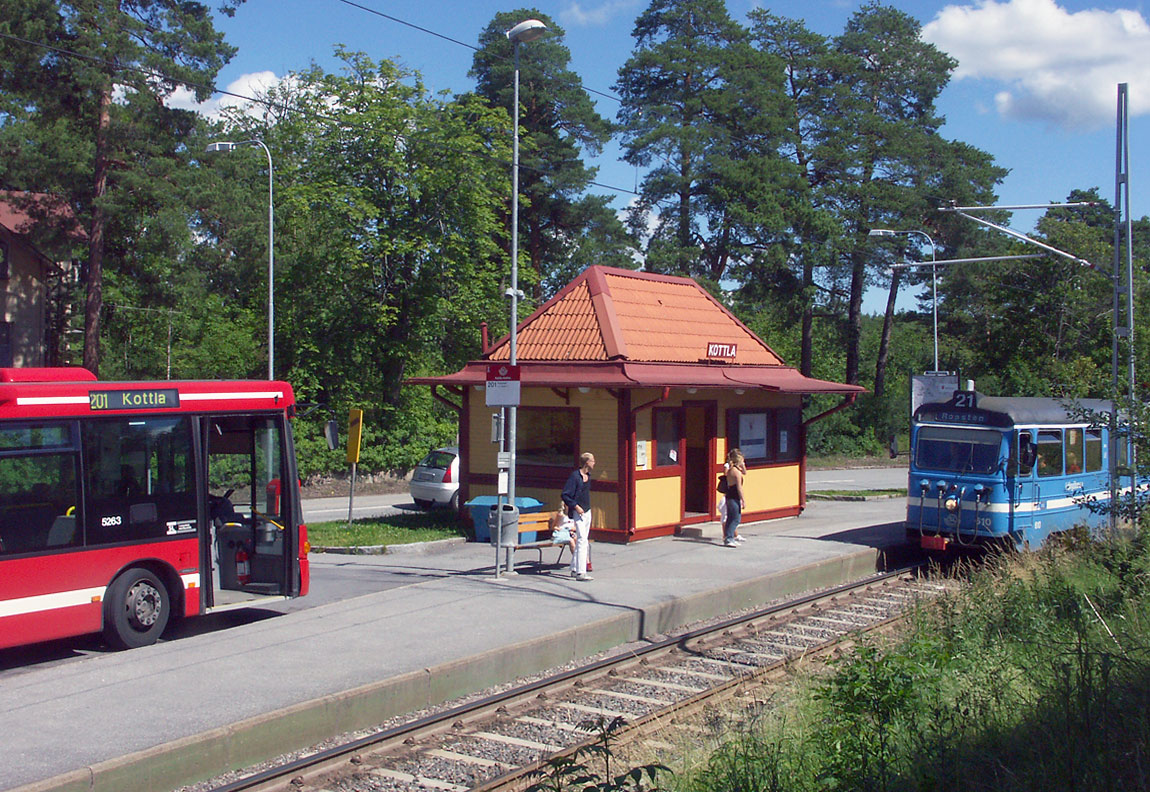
[{"x1": 104, "y1": 568, "x2": 170, "y2": 650}]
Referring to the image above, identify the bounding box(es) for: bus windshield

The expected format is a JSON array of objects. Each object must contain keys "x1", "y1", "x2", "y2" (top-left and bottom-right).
[{"x1": 915, "y1": 426, "x2": 1003, "y2": 475}]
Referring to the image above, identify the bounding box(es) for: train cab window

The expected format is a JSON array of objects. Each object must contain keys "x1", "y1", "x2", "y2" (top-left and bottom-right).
[
  {"x1": 915, "y1": 426, "x2": 1001, "y2": 474},
  {"x1": 1036, "y1": 429, "x2": 1063, "y2": 477},
  {"x1": 1065, "y1": 429, "x2": 1084, "y2": 474},
  {"x1": 1085, "y1": 430, "x2": 1103, "y2": 473}
]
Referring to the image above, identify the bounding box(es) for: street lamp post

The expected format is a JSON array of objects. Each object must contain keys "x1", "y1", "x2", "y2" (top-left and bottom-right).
[
  {"x1": 206, "y1": 139, "x2": 275, "y2": 381},
  {"x1": 504, "y1": 19, "x2": 547, "y2": 519},
  {"x1": 869, "y1": 228, "x2": 938, "y2": 372}
]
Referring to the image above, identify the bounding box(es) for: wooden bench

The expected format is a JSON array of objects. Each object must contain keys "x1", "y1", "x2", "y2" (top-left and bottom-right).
[{"x1": 501, "y1": 511, "x2": 573, "y2": 566}]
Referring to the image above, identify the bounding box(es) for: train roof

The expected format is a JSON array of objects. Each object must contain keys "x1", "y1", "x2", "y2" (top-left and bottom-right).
[{"x1": 915, "y1": 392, "x2": 1113, "y2": 428}]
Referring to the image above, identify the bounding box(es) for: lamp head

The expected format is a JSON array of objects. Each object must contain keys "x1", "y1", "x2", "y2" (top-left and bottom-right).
[
  {"x1": 204, "y1": 141, "x2": 237, "y2": 153},
  {"x1": 868, "y1": 229, "x2": 896, "y2": 238},
  {"x1": 507, "y1": 19, "x2": 547, "y2": 43}
]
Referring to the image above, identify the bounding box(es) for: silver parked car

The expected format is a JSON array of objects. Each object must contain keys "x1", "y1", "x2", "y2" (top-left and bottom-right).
[{"x1": 409, "y1": 446, "x2": 459, "y2": 510}]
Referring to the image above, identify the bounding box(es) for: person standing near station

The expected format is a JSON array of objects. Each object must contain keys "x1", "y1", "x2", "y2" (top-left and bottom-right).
[
  {"x1": 723, "y1": 448, "x2": 746, "y2": 547},
  {"x1": 562, "y1": 452, "x2": 595, "y2": 581}
]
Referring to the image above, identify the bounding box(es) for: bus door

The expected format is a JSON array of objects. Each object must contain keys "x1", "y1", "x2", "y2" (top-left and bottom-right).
[{"x1": 203, "y1": 414, "x2": 295, "y2": 606}]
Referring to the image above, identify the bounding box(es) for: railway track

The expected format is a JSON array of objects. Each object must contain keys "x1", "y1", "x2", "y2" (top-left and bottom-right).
[{"x1": 193, "y1": 564, "x2": 951, "y2": 792}]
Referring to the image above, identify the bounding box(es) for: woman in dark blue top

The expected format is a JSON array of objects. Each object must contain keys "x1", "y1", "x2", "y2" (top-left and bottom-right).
[{"x1": 562, "y1": 452, "x2": 595, "y2": 580}]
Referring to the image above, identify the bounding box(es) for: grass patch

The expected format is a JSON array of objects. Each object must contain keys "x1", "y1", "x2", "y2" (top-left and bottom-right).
[
  {"x1": 808, "y1": 488, "x2": 905, "y2": 498},
  {"x1": 674, "y1": 527, "x2": 1150, "y2": 792},
  {"x1": 308, "y1": 511, "x2": 465, "y2": 548}
]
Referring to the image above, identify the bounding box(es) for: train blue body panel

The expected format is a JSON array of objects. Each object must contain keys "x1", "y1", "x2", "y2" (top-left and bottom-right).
[{"x1": 906, "y1": 391, "x2": 1116, "y2": 551}]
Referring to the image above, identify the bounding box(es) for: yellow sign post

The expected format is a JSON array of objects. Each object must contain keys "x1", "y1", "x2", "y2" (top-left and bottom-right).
[{"x1": 346, "y1": 409, "x2": 364, "y2": 525}]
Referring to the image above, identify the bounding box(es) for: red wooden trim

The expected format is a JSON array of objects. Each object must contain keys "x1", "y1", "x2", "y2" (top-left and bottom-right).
[
  {"x1": 589, "y1": 527, "x2": 631, "y2": 544},
  {"x1": 631, "y1": 386, "x2": 670, "y2": 415},
  {"x1": 629, "y1": 524, "x2": 676, "y2": 542},
  {"x1": 468, "y1": 471, "x2": 621, "y2": 493},
  {"x1": 635, "y1": 467, "x2": 686, "y2": 481},
  {"x1": 617, "y1": 390, "x2": 631, "y2": 534},
  {"x1": 430, "y1": 385, "x2": 462, "y2": 413},
  {"x1": 459, "y1": 388, "x2": 472, "y2": 511}
]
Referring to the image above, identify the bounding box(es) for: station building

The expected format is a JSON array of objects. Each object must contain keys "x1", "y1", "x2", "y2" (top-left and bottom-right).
[{"x1": 409, "y1": 265, "x2": 863, "y2": 543}]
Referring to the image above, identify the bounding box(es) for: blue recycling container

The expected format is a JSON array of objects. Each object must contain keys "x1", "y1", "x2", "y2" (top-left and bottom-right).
[{"x1": 464, "y1": 496, "x2": 543, "y2": 541}]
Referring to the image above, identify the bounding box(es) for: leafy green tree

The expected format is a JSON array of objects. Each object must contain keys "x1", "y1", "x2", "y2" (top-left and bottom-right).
[
  {"x1": 615, "y1": 0, "x2": 765, "y2": 281},
  {"x1": 198, "y1": 50, "x2": 511, "y2": 466},
  {"x1": 0, "y1": 0, "x2": 243, "y2": 375},
  {"x1": 470, "y1": 9, "x2": 633, "y2": 301}
]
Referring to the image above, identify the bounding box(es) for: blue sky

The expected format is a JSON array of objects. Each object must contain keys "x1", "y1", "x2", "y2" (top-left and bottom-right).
[{"x1": 186, "y1": 0, "x2": 1148, "y2": 312}]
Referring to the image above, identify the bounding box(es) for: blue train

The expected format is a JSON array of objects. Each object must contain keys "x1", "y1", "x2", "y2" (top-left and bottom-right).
[{"x1": 907, "y1": 390, "x2": 1119, "y2": 551}]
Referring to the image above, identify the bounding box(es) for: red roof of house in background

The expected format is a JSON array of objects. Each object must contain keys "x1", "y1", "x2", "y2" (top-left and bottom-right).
[
  {"x1": 486, "y1": 266, "x2": 784, "y2": 365},
  {"x1": 409, "y1": 266, "x2": 863, "y2": 395},
  {"x1": 0, "y1": 191, "x2": 86, "y2": 254}
]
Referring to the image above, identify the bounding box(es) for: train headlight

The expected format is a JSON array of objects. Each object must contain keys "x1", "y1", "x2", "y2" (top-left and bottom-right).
[{"x1": 945, "y1": 496, "x2": 960, "y2": 512}]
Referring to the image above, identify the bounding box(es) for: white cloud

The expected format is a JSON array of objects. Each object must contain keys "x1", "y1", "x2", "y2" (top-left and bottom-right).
[
  {"x1": 560, "y1": 0, "x2": 640, "y2": 27},
  {"x1": 922, "y1": 0, "x2": 1150, "y2": 130},
  {"x1": 165, "y1": 71, "x2": 284, "y2": 119}
]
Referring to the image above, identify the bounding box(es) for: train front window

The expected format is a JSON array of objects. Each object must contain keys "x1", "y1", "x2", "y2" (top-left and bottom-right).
[{"x1": 915, "y1": 426, "x2": 1002, "y2": 474}]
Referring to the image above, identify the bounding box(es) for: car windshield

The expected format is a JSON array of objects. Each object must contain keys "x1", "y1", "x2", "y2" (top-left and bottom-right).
[
  {"x1": 915, "y1": 426, "x2": 1003, "y2": 475},
  {"x1": 418, "y1": 451, "x2": 455, "y2": 470}
]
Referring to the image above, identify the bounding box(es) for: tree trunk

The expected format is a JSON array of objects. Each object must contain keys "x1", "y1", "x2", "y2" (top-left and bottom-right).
[
  {"x1": 873, "y1": 267, "x2": 902, "y2": 399},
  {"x1": 801, "y1": 256, "x2": 814, "y2": 377},
  {"x1": 83, "y1": 83, "x2": 112, "y2": 376},
  {"x1": 844, "y1": 247, "x2": 866, "y2": 385}
]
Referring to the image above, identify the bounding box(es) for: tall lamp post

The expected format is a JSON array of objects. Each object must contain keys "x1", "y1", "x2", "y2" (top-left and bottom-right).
[
  {"x1": 206, "y1": 139, "x2": 275, "y2": 381},
  {"x1": 869, "y1": 228, "x2": 938, "y2": 372},
  {"x1": 504, "y1": 18, "x2": 547, "y2": 514}
]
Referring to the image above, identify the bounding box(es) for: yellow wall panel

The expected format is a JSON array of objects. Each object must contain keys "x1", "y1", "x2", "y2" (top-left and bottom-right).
[
  {"x1": 635, "y1": 476, "x2": 681, "y2": 528},
  {"x1": 740, "y1": 464, "x2": 801, "y2": 512}
]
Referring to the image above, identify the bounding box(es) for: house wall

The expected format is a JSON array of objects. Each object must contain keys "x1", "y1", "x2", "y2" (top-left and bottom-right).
[
  {"x1": 0, "y1": 230, "x2": 47, "y2": 367},
  {"x1": 463, "y1": 386, "x2": 623, "y2": 532},
  {"x1": 629, "y1": 387, "x2": 805, "y2": 536},
  {"x1": 461, "y1": 383, "x2": 807, "y2": 542}
]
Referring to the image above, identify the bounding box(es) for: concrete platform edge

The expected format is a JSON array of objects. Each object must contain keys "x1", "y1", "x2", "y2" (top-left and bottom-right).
[{"x1": 11, "y1": 544, "x2": 890, "y2": 792}]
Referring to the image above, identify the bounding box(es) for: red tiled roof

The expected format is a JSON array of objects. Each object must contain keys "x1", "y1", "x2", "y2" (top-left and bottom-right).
[
  {"x1": 409, "y1": 266, "x2": 863, "y2": 396},
  {"x1": 488, "y1": 266, "x2": 782, "y2": 365},
  {"x1": 407, "y1": 360, "x2": 860, "y2": 393},
  {"x1": 0, "y1": 191, "x2": 86, "y2": 244}
]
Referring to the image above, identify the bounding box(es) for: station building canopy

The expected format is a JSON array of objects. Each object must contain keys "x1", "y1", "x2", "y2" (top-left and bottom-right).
[{"x1": 409, "y1": 265, "x2": 862, "y2": 395}]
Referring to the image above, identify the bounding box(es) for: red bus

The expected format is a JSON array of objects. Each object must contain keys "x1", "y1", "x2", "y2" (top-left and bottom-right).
[{"x1": 0, "y1": 368, "x2": 309, "y2": 650}]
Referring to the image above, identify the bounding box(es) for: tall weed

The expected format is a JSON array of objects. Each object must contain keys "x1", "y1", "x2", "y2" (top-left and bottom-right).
[{"x1": 675, "y1": 526, "x2": 1150, "y2": 792}]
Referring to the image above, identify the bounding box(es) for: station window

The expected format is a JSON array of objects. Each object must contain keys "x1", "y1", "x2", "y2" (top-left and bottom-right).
[
  {"x1": 654, "y1": 408, "x2": 681, "y2": 467},
  {"x1": 1036, "y1": 429, "x2": 1063, "y2": 477},
  {"x1": 516, "y1": 407, "x2": 577, "y2": 467}
]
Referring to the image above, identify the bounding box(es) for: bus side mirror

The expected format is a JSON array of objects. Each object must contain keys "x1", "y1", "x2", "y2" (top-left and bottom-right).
[
  {"x1": 888, "y1": 435, "x2": 899, "y2": 459},
  {"x1": 324, "y1": 420, "x2": 339, "y2": 451}
]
